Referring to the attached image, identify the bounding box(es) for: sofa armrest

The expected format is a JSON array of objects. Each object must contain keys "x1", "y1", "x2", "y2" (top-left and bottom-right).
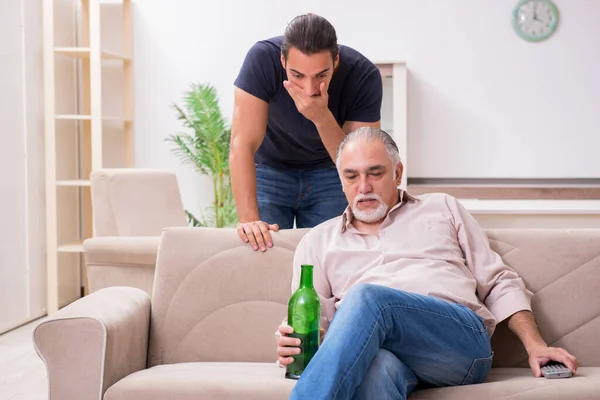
[
  {"x1": 83, "y1": 236, "x2": 160, "y2": 266},
  {"x1": 84, "y1": 236, "x2": 160, "y2": 294},
  {"x1": 33, "y1": 287, "x2": 151, "y2": 400}
]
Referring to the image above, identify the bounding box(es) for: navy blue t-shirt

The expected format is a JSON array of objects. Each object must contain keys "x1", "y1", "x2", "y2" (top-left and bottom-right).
[{"x1": 234, "y1": 36, "x2": 382, "y2": 170}]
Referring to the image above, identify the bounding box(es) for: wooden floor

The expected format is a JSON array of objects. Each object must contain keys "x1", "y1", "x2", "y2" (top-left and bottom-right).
[{"x1": 0, "y1": 319, "x2": 47, "y2": 400}]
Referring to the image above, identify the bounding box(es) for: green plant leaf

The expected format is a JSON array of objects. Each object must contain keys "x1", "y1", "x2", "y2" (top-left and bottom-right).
[
  {"x1": 167, "y1": 82, "x2": 238, "y2": 228},
  {"x1": 185, "y1": 210, "x2": 206, "y2": 227}
]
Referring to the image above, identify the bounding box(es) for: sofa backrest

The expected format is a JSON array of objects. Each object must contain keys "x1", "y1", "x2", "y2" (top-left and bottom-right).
[
  {"x1": 147, "y1": 227, "x2": 600, "y2": 368},
  {"x1": 90, "y1": 168, "x2": 187, "y2": 237},
  {"x1": 486, "y1": 229, "x2": 600, "y2": 368},
  {"x1": 147, "y1": 227, "x2": 309, "y2": 367}
]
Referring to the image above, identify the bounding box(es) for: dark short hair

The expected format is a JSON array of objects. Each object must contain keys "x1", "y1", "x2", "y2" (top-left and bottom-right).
[{"x1": 281, "y1": 13, "x2": 339, "y2": 61}]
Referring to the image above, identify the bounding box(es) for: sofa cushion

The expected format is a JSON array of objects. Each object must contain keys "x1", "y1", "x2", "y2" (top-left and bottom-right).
[
  {"x1": 103, "y1": 362, "x2": 295, "y2": 400},
  {"x1": 103, "y1": 364, "x2": 600, "y2": 400},
  {"x1": 148, "y1": 228, "x2": 310, "y2": 367},
  {"x1": 90, "y1": 168, "x2": 187, "y2": 236},
  {"x1": 485, "y1": 229, "x2": 600, "y2": 368},
  {"x1": 410, "y1": 367, "x2": 600, "y2": 399}
]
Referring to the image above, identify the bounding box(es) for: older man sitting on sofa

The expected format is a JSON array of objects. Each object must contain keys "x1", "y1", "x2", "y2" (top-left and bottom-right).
[{"x1": 275, "y1": 127, "x2": 579, "y2": 399}]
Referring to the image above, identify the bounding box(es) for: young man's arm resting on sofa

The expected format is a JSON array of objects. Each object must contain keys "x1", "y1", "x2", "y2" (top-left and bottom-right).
[{"x1": 507, "y1": 310, "x2": 579, "y2": 377}]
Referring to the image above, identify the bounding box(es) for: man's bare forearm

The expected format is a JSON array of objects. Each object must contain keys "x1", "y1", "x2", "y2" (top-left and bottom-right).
[
  {"x1": 230, "y1": 148, "x2": 260, "y2": 222},
  {"x1": 313, "y1": 111, "x2": 346, "y2": 161},
  {"x1": 507, "y1": 310, "x2": 547, "y2": 352}
]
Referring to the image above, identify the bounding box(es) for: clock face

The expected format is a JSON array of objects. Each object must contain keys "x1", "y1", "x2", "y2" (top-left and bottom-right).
[{"x1": 513, "y1": 0, "x2": 559, "y2": 42}]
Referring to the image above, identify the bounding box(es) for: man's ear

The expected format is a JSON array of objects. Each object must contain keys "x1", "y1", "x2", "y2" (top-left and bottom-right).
[
  {"x1": 395, "y1": 163, "x2": 404, "y2": 186},
  {"x1": 280, "y1": 53, "x2": 286, "y2": 69}
]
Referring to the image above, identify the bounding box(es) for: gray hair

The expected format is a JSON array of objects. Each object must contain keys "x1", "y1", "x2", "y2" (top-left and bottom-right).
[{"x1": 335, "y1": 127, "x2": 402, "y2": 172}]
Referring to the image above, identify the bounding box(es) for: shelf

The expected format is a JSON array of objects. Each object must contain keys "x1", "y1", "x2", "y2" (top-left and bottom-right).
[
  {"x1": 45, "y1": 0, "x2": 135, "y2": 315},
  {"x1": 458, "y1": 199, "x2": 600, "y2": 215},
  {"x1": 56, "y1": 180, "x2": 91, "y2": 187},
  {"x1": 374, "y1": 61, "x2": 406, "y2": 78},
  {"x1": 55, "y1": 114, "x2": 132, "y2": 122},
  {"x1": 373, "y1": 60, "x2": 407, "y2": 65},
  {"x1": 408, "y1": 184, "x2": 600, "y2": 200},
  {"x1": 55, "y1": 114, "x2": 91, "y2": 120},
  {"x1": 57, "y1": 242, "x2": 85, "y2": 253},
  {"x1": 54, "y1": 47, "x2": 131, "y2": 61}
]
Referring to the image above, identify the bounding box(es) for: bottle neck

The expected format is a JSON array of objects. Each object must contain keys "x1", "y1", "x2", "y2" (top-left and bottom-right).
[{"x1": 299, "y1": 264, "x2": 314, "y2": 288}]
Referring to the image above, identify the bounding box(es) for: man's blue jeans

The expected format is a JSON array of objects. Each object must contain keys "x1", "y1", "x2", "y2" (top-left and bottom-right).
[
  {"x1": 290, "y1": 284, "x2": 494, "y2": 400},
  {"x1": 256, "y1": 164, "x2": 348, "y2": 228}
]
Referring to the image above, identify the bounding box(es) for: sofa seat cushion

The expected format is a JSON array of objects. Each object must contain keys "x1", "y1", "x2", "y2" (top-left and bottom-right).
[
  {"x1": 103, "y1": 362, "x2": 295, "y2": 400},
  {"x1": 411, "y1": 367, "x2": 600, "y2": 399},
  {"x1": 104, "y1": 363, "x2": 600, "y2": 400}
]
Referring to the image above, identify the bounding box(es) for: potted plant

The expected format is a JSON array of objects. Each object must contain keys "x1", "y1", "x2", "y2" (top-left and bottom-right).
[{"x1": 166, "y1": 82, "x2": 238, "y2": 227}]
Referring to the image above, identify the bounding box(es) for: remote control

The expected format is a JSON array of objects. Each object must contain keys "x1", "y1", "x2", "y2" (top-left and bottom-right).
[{"x1": 541, "y1": 362, "x2": 572, "y2": 379}]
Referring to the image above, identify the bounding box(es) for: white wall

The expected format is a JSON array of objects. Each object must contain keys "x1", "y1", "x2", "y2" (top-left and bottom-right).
[
  {"x1": 131, "y1": 0, "x2": 600, "y2": 216},
  {"x1": 0, "y1": 0, "x2": 46, "y2": 333},
  {"x1": 0, "y1": 0, "x2": 30, "y2": 334},
  {"x1": 0, "y1": 0, "x2": 82, "y2": 333}
]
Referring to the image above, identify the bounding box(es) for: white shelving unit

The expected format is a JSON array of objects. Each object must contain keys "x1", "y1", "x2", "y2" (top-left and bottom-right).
[{"x1": 43, "y1": 0, "x2": 134, "y2": 314}]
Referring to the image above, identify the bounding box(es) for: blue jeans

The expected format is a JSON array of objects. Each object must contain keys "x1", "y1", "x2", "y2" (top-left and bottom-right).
[
  {"x1": 255, "y1": 164, "x2": 348, "y2": 228},
  {"x1": 290, "y1": 284, "x2": 493, "y2": 400}
]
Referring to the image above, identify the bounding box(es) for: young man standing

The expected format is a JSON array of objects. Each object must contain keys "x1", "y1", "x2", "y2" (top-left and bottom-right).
[{"x1": 230, "y1": 13, "x2": 382, "y2": 252}]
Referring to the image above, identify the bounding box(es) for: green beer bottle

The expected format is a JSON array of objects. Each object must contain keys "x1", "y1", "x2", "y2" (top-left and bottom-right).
[{"x1": 285, "y1": 264, "x2": 321, "y2": 380}]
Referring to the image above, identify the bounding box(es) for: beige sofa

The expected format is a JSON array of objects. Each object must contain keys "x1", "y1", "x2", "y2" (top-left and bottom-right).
[
  {"x1": 84, "y1": 169, "x2": 187, "y2": 295},
  {"x1": 34, "y1": 227, "x2": 600, "y2": 399}
]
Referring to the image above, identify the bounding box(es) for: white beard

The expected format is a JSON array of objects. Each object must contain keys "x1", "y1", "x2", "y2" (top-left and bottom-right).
[{"x1": 351, "y1": 193, "x2": 389, "y2": 223}]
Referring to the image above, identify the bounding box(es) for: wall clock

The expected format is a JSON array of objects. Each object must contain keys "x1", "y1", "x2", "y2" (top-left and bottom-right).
[{"x1": 512, "y1": 0, "x2": 559, "y2": 42}]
